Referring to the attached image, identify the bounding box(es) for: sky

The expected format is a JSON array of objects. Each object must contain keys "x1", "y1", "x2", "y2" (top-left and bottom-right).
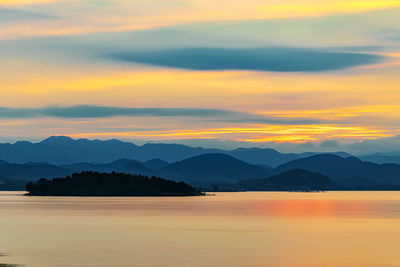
[{"x1": 1, "y1": 0, "x2": 400, "y2": 154}]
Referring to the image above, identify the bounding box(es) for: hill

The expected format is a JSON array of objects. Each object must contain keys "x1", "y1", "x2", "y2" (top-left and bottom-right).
[
  {"x1": 360, "y1": 152, "x2": 400, "y2": 165},
  {"x1": 238, "y1": 169, "x2": 339, "y2": 191},
  {"x1": 227, "y1": 147, "x2": 299, "y2": 167},
  {"x1": 162, "y1": 153, "x2": 269, "y2": 185},
  {"x1": 275, "y1": 154, "x2": 400, "y2": 185},
  {"x1": 25, "y1": 171, "x2": 202, "y2": 196},
  {"x1": 0, "y1": 160, "x2": 71, "y2": 181},
  {"x1": 144, "y1": 159, "x2": 169, "y2": 170}
]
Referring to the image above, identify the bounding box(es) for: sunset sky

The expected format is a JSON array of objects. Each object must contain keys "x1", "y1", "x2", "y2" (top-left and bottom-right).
[{"x1": 1, "y1": 0, "x2": 400, "y2": 154}]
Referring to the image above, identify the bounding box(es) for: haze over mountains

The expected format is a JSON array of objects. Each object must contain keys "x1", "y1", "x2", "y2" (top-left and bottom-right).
[
  {"x1": 1, "y1": 136, "x2": 400, "y2": 190},
  {"x1": 359, "y1": 153, "x2": 400, "y2": 165}
]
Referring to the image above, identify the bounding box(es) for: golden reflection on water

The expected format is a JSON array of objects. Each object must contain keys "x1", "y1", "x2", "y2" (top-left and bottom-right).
[{"x1": 1, "y1": 191, "x2": 400, "y2": 267}]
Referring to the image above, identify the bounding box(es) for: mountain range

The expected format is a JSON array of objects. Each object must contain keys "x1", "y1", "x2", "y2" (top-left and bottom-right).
[
  {"x1": 162, "y1": 153, "x2": 268, "y2": 185},
  {"x1": 1, "y1": 136, "x2": 400, "y2": 191},
  {"x1": 0, "y1": 153, "x2": 270, "y2": 184},
  {"x1": 238, "y1": 169, "x2": 339, "y2": 191},
  {"x1": 359, "y1": 152, "x2": 400, "y2": 165},
  {"x1": 275, "y1": 154, "x2": 400, "y2": 186},
  {"x1": 0, "y1": 136, "x2": 351, "y2": 167},
  {"x1": 1, "y1": 151, "x2": 400, "y2": 190}
]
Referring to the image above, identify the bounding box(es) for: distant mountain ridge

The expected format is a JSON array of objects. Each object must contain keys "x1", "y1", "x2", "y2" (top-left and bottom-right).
[
  {"x1": 0, "y1": 136, "x2": 351, "y2": 166},
  {"x1": 2, "y1": 136, "x2": 400, "y2": 189},
  {"x1": 0, "y1": 160, "x2": 71, "y2": 180},
  {"x1": 1, "y1": 151, "x2": 400, "y2": 189},
  {"x1": 0, "y1": 154, "x2": 271, "y2": 185},
  {"x1": 275, "y1": 154, "x2": 400, "y2": 185},
  {"x1": 359, "y1": 152, "x2": 400, "y2": 165},
  {"x1": 162, "y1": 153, "x2": 269, "y2": 185},
  {"x1": 238, "y1": 169, "x2": 339, "y2": 191}
]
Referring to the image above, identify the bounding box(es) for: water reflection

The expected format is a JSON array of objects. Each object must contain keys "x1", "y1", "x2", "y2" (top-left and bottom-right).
[
  {"x1": 3, "y1": 191, "x2": 400, "y2": 219},
  {"x1": 2, "y1": 191, "x2": 400, "y2": 267},
  {"x1": 0, "y1": 253, "x2": 21, "y2": 267},
  {"x1": 252, "y1": 199, "x2": 384, "y2": 218}
]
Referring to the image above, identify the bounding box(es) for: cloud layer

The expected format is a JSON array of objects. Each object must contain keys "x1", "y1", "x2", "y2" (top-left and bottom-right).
[
  {"x1": 0, "y1": 106, "x2": 231, "y2": 118},
  {"x1": 0, "y1": 105, "x2": 318, "y2": 125},
  {"x1": 108, "y1": 47, "x2": 384, "y2": 72},
  {"x1": 0, "y1": 3, "x2": 399, "y2": 150},
  {"x1": 0, "y1": 8, "x2": 55, "y2": 23}
]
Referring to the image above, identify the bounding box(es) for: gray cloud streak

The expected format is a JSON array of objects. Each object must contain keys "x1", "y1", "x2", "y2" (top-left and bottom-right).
[
  {"x1": 107, "y1": 47, "x2": 385, "y2": 72},
  {"x1": 0, "y1": 106, "x2": 230, "y2": 118},
  {"x1": 0, "y1": 8, "x2": 56, "y2": 23},
  {"x1": 0, "y1": 105, "x2": 320, "y2": 125}
]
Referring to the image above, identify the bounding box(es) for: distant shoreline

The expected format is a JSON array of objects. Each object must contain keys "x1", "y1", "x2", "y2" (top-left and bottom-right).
[{"x1": 2, "y1": 189, "x2": 400, "y2": 196}]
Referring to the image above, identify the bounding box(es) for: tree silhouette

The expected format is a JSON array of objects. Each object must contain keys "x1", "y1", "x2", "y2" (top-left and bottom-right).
[{"x1": 26, "y1": 171, "x2": 202, "y2": 196}]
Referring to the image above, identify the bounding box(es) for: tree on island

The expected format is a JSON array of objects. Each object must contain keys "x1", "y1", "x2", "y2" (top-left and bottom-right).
[{"x1": 26, "y1": 171, "x2": 203, "y2": 196}]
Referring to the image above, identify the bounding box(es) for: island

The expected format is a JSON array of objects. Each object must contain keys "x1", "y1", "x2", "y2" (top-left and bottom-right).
[{"x1": 25, "y1": 171, "x2": 203, "y2": 196}]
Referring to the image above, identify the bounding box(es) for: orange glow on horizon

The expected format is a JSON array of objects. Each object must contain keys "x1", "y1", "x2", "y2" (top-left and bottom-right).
[{"x1": 66, "y1": 124, "x2": 398, "y2": 143}]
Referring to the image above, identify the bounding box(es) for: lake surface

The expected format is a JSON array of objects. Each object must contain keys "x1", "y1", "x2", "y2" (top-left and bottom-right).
[{"x1": 1, "y1": 191, "x2": 400, "y2": 267}]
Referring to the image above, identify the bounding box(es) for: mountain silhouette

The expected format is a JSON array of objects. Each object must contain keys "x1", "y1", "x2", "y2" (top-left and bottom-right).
[
  {"x1": 275, "y1": 154, "x2": 400, "y2": 185},
  {"x1": 0, "y1": 176, "x2": 27, "y2": 191},
  {"x1": 0, "y1": 136, "x2": 352, "y2": 166},
  {"x1": 162, "y1": 153, "x2": 269, "y2": 184},
  {"x1": 229, "y1": 148, "x2": 299, "y2": 167},
  {"x1": 1, "y1": 136, "x2": 399, "y2": 188},
  {"x1": 134, "y1": 143, "x2": 220, "y2": 163},
  {"x1": 118, "y1": 161, "x2": 153, "y2": 174},
  {"x1": 360, "y1": 152, "x2": 400, "y2": 165},
  {"x1": 0, "y1": 158, "x2": 161, "y2": 181},
  {"x1": 256, "y1": 164, "x2": 274, "y2": 173},
  {"x1": 0, "y1": 151, "x2": 399, "y2": 189},
  {"x1": 0, "y1": 136, "x2": 139, "y2": 164},
  {"x1": 238, "y1": 169, "x2": 338, "y2": 191},
  {"x1": 144, "y1": 159, "x2": 169, "y2": 170},
  {"x1": 0, "y1": 155, "x2": 270, "y2": 185},
  {"x1": 0, "y1": 160, "x2": 71, "y2": 180}
]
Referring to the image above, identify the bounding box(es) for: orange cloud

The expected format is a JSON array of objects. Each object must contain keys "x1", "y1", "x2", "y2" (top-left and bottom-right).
[
  {"x1": 259, "y1": 0, "x2": 400, "y2": 18},
  {"x1": 2, "y1": 0, "x2": 400, "y2": 39}
]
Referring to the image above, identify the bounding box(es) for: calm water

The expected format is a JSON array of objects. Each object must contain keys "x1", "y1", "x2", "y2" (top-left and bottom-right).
[{"x1": 1, "y1": 191, "x2": 400, "y2": 267}]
